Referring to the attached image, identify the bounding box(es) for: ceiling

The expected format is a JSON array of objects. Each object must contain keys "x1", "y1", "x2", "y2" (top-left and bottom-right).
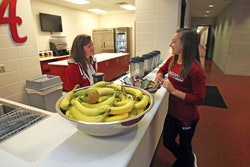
[{"x1": 41, "y1": 0, "x2": 234, "y2": 17}]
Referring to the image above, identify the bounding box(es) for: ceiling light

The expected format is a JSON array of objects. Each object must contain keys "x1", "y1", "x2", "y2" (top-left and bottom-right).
[
  {"x1": 120, "y1": 4, "x2": 136, "y2": 10},
  {"x1": 67, "y1": 0, "x2": 89, "y2": 4},
  {"x1": 88, "y1": 9, "x2": 108, "y2": 14},
  {"x1": 206, "y1": 10, "x2": 210, "y2": 13},
  {"x1": 204, "y1": 15, "x2": 208, "y2": 17},
  {"x1": 209, "y1": 4, "x2": 214, "y2": 7}
]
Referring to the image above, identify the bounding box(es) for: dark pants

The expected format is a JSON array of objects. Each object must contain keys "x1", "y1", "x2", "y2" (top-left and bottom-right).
[{"x1": 162, "y1": 115, "x2": 199, "y2": 167}]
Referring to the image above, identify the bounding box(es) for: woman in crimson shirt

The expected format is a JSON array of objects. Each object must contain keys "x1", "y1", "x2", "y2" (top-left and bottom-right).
[
  {"x1": 155, "y1": 28, "x2": 206, "y2": 167},
  {"x1": 66, "y1": 34, "x2": 96, "y2": 91}
]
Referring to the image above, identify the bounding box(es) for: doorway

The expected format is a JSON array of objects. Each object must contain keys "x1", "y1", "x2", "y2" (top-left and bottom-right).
[{"x1": 196, "y1": 25, "x2": 215, "y2": 60}]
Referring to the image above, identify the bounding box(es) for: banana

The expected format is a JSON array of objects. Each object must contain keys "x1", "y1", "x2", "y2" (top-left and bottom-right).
[
  {"x1": 74, "y1": 87, "x2": 91, "y2": 97},
  {"x1": 65, "y1": 109, "x2": 71, "y2": 117},
  {"x1": 113, "y1": 94, "x2": 131, "y2": 107},
  {"x1": 81, "y1": 94, "x2": 115, "y2": 108},
  {"x1": 124, "y1": 87, "x2": 143, "y2": 100},
  {"x1": 105, "y1": 113, "x2": 129, "y2": 122},
  {"x1": 119, "y1": 92, "x2": 127, "y2": 101},
  {"x1": 114, "y1": 98, "x2": 129, "y2": 107},
  {"x1": 91, "y1": 81, "x2": 111, "y2": 88},
  {"x1": 106, "y1": 83, "x2": 122, "y2": 91},
  {"x1": 93, "y1": 87, "x2": 115, "y2": 96},
  {"x1": 109, "y1": 97, "x2": 135, "y2": 115},
  {"x1": 71, "y1": 98, "x2": 109, "y2": 116},
  {"x1": 136, "y1": 108, "x2": 144, "y2": 115},
  {"x1": 134, "y1": 95, "x2": 150, "y2": 110},
  {"x1": 70, "y1": 106, "x2": 107, "y2": 122},
  {"x1": 98, "y1": 95, "x2": 112, "y2": 103},
  {"x1": 129, "y1": 109, "x2": 137, "y2": 117},
  {"x1": 60, "y1": 84, "x2": 78, "y2": 110}
]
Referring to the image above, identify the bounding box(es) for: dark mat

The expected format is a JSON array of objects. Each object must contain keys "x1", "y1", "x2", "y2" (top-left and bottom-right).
[{"x1": 203, "y1": 86, "x2": 227, "y2": 108}]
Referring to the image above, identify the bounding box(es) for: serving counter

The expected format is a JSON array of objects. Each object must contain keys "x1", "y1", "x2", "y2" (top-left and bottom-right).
[
  {"x1": 39, "y1": 55, "x2": 70, "y2": 74},
  {"x1": 48, "y1": 53, "x2": 130, "y2": 91},
  {"x1": 0, "y1": 64, "x2": 169, "y2": 167}
]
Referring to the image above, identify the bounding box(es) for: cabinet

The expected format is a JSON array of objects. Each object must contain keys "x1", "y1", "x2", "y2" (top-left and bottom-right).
[
  {"x1": 98, "y1": 54, "x2": 129, "y2": 81},
  {"x1": 92, "y1": 28, "x2": 115, "y2": 53},
  {"x1": 48, "y1": 53, "x2": 129, "y2": 91},
  {"x1": 40, "y1": 56, "x2": 69, "y2": 74}
]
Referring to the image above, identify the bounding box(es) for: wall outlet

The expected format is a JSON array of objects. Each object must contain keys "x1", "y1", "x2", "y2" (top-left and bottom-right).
[{"x1": 0, "y1": 64, "x2": 5, "y2": 73}]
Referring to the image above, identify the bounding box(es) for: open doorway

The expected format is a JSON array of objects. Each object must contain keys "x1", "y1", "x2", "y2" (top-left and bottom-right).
[{"x1": 196, "y1": 25, "x2": 215, "y2": 60}]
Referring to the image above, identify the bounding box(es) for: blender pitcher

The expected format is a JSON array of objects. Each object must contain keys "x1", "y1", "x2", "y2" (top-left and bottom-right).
[
  {"x1": 142, "y1": 54, "x2": 153, "y2": 75},
  {"x1": 130, "y1": 57, "x2": 144, "y2": 80}
]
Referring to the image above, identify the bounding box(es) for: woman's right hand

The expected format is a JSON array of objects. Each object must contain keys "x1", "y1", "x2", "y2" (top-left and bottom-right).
[{"x1": 155, "y1": 73, "x2": 164, "y2": 84}]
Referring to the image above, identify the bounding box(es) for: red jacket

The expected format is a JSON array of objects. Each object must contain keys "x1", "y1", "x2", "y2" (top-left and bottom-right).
[
  {"x1": 157, "y1": 56, "x2": 206, "y2": 121},
  {"x1": 66, "y1": 59, "x2": 96, "y2": 91}
]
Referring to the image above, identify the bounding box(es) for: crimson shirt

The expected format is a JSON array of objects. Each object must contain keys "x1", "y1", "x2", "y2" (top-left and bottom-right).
[
  {"x1": 157, "y1": 56, "x2": 206, "y2": 121},
  {"x1": 66, "y1": 60, "x2": 96, "y2": 91}
]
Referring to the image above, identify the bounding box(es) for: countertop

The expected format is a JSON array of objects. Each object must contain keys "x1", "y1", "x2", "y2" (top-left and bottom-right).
[
  {"x1": 39, "y1": 55, "x2": 70, "y2": 62},
  {"x1": 0, "y1": 63, "x2": 168, "y2": 167},
  {"x1": 48, "y1": 53, "x2": 129, "y2": 66}
]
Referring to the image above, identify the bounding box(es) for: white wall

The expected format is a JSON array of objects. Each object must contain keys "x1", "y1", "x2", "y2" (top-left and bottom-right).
[
  {"x1": 213, "y1": 0, "x2": 250, "y2": 76},
  {"x1": 200, "y1": 28, "x2": 208, "y2": 48},
  {"x1": 99, "y1": 13, "x2": 136, "y2": 56},
  {"x1": 135, "y1": 0, "x2": 181, "y2": 61},
  {"x1": 31, "y1": 0, "x2": 135, "y2": 53},
  {"x1": 31, "y1": 0, "x2": 99, "y2": 51},
  {"x1": 0, "y1": 0, "x2": 41, "y2": 103}
]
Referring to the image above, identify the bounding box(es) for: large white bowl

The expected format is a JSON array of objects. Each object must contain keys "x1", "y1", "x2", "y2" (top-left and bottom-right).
[{"x1": 55, "y1": 85, "x2": 154, "y2": 136}]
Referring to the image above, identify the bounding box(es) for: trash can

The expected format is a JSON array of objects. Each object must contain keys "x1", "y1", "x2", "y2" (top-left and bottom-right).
[{"x1": 25, "y1": 75, "x2": 63, "y2": 112}]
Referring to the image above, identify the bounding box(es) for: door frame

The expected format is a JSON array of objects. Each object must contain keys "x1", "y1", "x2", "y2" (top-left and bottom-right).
[{"x1": 196, "y1": 25, "x2": 214, "y2": 59}]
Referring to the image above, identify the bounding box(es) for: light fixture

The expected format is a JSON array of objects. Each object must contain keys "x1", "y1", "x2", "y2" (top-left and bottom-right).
[
  {"x1": 209, "y1": 4, "x2": 214, "y2": 7},
  {"x1": 206, "y1": 10, "x2": 210, "y2": 13},
  {"x1": 67, "y1": 0, "x2": 89, "y2": 4},
  {"x1": 204, "y1": 15, "x2": 208, "y2": 17},
  {"x1": 120, "y1": 4, "x2": 136, "y2": 10},
  {"x1": 88, "y1": 8, "x2": 108, "y2": 14}
]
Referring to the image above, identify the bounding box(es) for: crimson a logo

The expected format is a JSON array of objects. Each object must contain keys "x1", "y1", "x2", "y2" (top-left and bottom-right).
[{"x1": 0, "y1": 0, "x2": 28, "y2": 43}]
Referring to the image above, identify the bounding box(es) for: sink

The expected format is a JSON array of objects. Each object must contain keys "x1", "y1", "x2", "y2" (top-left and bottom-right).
[
  {"x1": 0, "y1": 102, "x2": 48, "y2": 142},
  {"x1": 0, "y1": 104, "x2": 16, "y2": 115}
]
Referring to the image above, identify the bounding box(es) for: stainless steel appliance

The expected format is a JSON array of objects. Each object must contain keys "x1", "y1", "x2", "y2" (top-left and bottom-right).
[
  {"x1": 115, "y1": 27, "x2": 130, "y2": 53},
  {"x1": 49, "y1": 36, "x2": 68, "y2": 56},
  {"x1": 92, "y1": 28, "x2": 115, "y2": 53}
]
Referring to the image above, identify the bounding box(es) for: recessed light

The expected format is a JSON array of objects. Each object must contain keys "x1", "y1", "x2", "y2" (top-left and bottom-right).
[
  {"x1": 206, "y1": 10, "x2": 210, "y2": 13},
  {"x1": 67, "y1": 0, "x2": 89, "y2": 4},
  {"x1": 209, "y1": 4, "x2": 214, "y2": 8},
  {"x1": 88, "y1": 8, "x2": 108, "y2": 14},
  {"x1": 120, "y1": 4, "x2": 136, "y2": 10},
  {"x1": 204, "y1": 15, "x2": 208, "y2": 17}
]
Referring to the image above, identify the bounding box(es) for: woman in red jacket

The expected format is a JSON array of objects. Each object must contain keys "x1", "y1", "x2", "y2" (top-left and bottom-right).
[
  {"x1": 155, "y1": 28, "x2": 206, "y2": 167},
  {"x1": 66, "y1": 34, "x2": 96, "y2": 91}
]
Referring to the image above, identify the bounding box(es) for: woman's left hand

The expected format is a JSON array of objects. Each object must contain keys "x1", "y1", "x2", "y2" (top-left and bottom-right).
[{"x1": 162, "y1": 80, "x2": 175, "y2": 94}]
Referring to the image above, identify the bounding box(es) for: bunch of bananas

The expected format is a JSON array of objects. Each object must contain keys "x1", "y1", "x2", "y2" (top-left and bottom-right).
[{"x1": 59, "y1": 81, "x2": 151, "y2": 123}]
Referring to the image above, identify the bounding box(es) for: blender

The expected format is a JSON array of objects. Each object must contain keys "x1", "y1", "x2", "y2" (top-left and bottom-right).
[
  {"x1": 142, "y1": 54, "x2": 153, "y2": 75},
  {"x1": 130, "y1": 57, "x2": 144, "y2": 80}
]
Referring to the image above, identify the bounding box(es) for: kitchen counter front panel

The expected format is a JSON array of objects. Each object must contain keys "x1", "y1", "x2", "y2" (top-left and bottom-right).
[{"x1": 48, "y1": 53, "x2": 130, "y2": 91}]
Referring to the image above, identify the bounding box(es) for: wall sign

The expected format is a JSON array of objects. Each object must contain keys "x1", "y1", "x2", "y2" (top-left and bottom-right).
[{"x1": 0, "y1": 0, "x2": 27, "y2": 43}]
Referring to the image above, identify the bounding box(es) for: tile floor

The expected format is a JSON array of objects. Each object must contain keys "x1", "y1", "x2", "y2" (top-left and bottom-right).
[{"x1": 150, "y1": 60, "x2": 250, "y2": 167}]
